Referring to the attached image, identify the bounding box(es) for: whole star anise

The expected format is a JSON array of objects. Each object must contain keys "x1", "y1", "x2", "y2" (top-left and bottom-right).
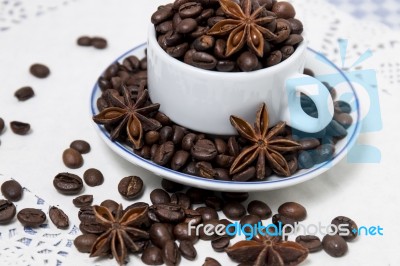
[
  {"x1": 226, "y1": 234, "x2": 308, "y2": 266},
  {"x1": 207, "y1": 0, "x2": 277, "y2": 57},
  {"x1": 230, "y1": 103, "x2": 301, "y2": 178},
  {"x1": 93, "y1": 82, "x2": 161, "y2": 149},
  {"x1": 90, "y1": 204, "x2": 149, "y2": 265}
]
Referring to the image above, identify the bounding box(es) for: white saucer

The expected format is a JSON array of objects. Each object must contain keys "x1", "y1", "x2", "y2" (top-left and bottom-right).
[{"x1": 90, "y1": 43, "x2": 361, "y2": 192}]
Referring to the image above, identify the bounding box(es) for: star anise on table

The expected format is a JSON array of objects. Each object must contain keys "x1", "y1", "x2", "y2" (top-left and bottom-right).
[
  {"x1": 207, "y1": 0, "x2": 277, "y2": 57},
  {"x1": 230, "y1": 103, "x2": 301, "y2": 178},
  {"x1": 93, "y1": 82, "x2": 161, "y2": 149},
  {"x1": 90, "y1": 204, "x2": 149, "y2": 265},
  {"x1": 226, "y1": 234, "x2": 308, "y2": 266}
]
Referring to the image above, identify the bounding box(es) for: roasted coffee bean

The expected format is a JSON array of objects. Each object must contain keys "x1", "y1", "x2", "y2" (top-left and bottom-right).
[
  {"x1": 77, "y1": 36, "x2": 92, "y2": 46},
  {"x1": 179, "y1": 240, "x2": 197, "y2": 260},
  {"x1": 299, "y1": 138, "x2": 320, "y2": 150},
  {"x1": 296, "y1": 235, "x2": 322, "y2": 252},
  {"x1": 205, "y1": 196, "x2": 224, "y2": 211},
  {"x1": 181, "y1": 133, "x2": 197, "y2": 151},
  {"x1": 192, "y1": 51, "x2": 217, "y2": 69},
  {"x1": 199, "y1": 219, "x2": 220, "y2": 240},
  {"x1": 142, "y1": 246, "x2": 164, "y2": 265},
  {"x1": 152, "y1": 203, "x2": 186, "y2": 223},
  {"x1": 334, "y1": 113, "x2": 353, "y2": 129},
  {"x1": 30, "y1": 63, "x2": 50, "y2": 78},
  {"x1": 96, "y1": 97, "x2": 108, "y2": 111},
  {"x1": 173, "y1": 0, "x2": 192, "y2": 10},
  {"x1": 102, "y1": 63, "x2": 118, "y2": 79},
  {"x1": 196, "y1": 161, "x2": 217, "y2": 179},
  {"x1": 73, "y1": 194, "x2": 93, "y2": 207},
  {"x1": 184, "y1": 209, "x2": 202, "y2": 225},
  {"x1": 150, "y1": 223, "x2": 174, "y2": 248},
  {"x1": 196, "y1": 8, "x2": 214, "y2": 22},
  {"x1": 188, "y1": 26, "x2": 209, "y2": 39},
  {"x1": 1, "y1": 180, "x2": 23, "y2": 202},
  {"x1": 14, "y1": 86, "x2": 35, "y2": 101},
  {"x1": 17, "y1": 208, "x2": 46, "y2": 227},
  {"x1": 281, "y1": 45, "x2": 295, "y2": 60},
  {"x1": 193, "y1": 35, "x2": 215, "y2": 51},
  {"x1": 83, "y1": 168, "x2": 104, "y2": 187},
  {"x1": 166, "y1": 43, "x2": 189, "y2": 58},
  {"x1": 140, "y1": 57, "x2": 147, "y2": 69},
  {"x1": 79, "y1": 222, "x2": 107, "y2": 234},
  {"x1": 203, "y1": 257, "x2": 221, "y2": 266},
  {"x1": 183, "y1": 161, "x2": 199, "y2": 176},
  {"x1": 272, "y1": 214, "x2": 297, "y2": 230},
  {"x1": 322, "y1": 234, "x2": 348, "y2": 257},
  {"x1": 176, "y1": 18, "x2": 198, "y2": 34},
  {"x1": 214, "y1": 39, "x2": 228, "y2": 59},
  {"x1": 237, "y1": 51, "x2": 259, "y2": 72},
  {"x1": 227, "y1": 137, "x2": 239, "y2": 157},
  {"x1": 284, "y1": 34, "x2": 303, "y2": 46},
  {"x1": 232, "y1": 166, "x2": 256, "y2": 181},
  {"x1": 164, "y1": 30, "x2": 183, "y2": 47},
  {"x1": 186, "y1": 187, "x2": 211, "y2": 204},
  {"x1": 247, "y1": 200, "x2": 271, "y2": 219},
  {"x1": 10, "y1": 121, "x2": 30, "y2": 135},
  {"x1": 265, "y1": 50, "x2": 282, "y2": 67},
  {"x1": 184, "y1": 49, "x2": 196, "y2": 65},
  {"x1": 145, "y1": 131, "x2": 161, "y2": 145},
  {"x1": 274, "y1": 19, "x2": 291, "y2": 44},
  {"x1": 171, "y1": 150, "x2": 190, "y2": 170},
  {"x1": 101, "y1": 199, "x2": 120, "y2": 214},
  {"x1": 303, "y1": 68, "x2": 314, "y2": 76},
  {"x1": 118, "y1": 176, "x2": 144, "y2": 199},
  {"x1": 78, "y1": 206, "x2": 96, "y2": 223},
  {"x1": 62, "y1": 148, "x2": 83, "y2": 169},
  {"x1": 171, "y1": 192, "x2": 191, "y2": 209},
  {"x1": 215, "y1": 154, "x2": 234, "y2": 168},
  {"x1": 313, "y1": 144, "x2": 335, "y2": 164},
  {"x1": 179, "y1": 2, "x2": 203, "y2": 18},
  {"x1": 272, "y1": 1, "x2": 295, "y2": 19},
  {"x1": 159, "y1": 126, "x2": 173, "y2": 143},
  {"x1": 0, "y1": 199, "x2": 16, "y2": 224},
  {"x1": 173, "y1": 222, "x2": 198, "y2": 242},
  {"x1": 215, "y1": 168, "x2": 231, "y2": 181},
  {"x1": 171, "y1": 126, "x2": 185, "y2": 145},
  {"x1": 223, "y1": 202, "x2": 246, "y2": 220},
  {"x1": 49, "y1": 206, "x2": 69, "y2": 229},
  {"x1": 151, "y1": 5, "x2": 174, "y2": 24},
  {"x1": 327, "y1": 120, "x2": 347, "y2": 138},
  {"x1": 278, "y1": 202, "x2": 307, "y2": 221},
  {"x1": 221, "y1": 192, "x2": 249, "y2": 203},
  {"x1": 207, "y1": 16, "x2": 225, "y2": 27},
  {"x1": 53, "y1": 173, "x2": 83, "y2": 195},
  {"x1": 153, "y1": 141, "x2": 175, "y2": 166},
  {"x1": 0, "y1": 117, "x2": 4, "y2": 134},
  {"x1": 122, "y1": 55, "x2": 140, "y2": 72},
  {"x1": 298, "y1": 150, "x2": 314, "y2": 169},
  {"x1": 240, "y1": 214, "x2": 261, "y2": 233},
  {"x1": 151, "y1": 188, "x2": 171, "y2": 205},
  {"x1": 287, "y1": 18, "x2": 303, "y2": 34},
  {"x1": 74, "y1": 234, "x2": 98, "y2": 253},
  {"x1": 331, "y1": 216, "x2": 358, "y2": 241},
  {"x1": 70, "y1": 140, "x2": 90, "y2": 154},
  {"x1": 196, "y1": 206, "x2": 219, "y2": 222},
  {"x1": 163, "y1": 239, "x2": 180, "y2": 265},
  {"x1": 211, "y1": 236, "x2": 230, "y2": 252},
  {"x1": 216, "y1": 60, "x2": 235, "y2": 72},
  {"x1": 156, "y1": 20, "x2": 174, "y2": 34},
  {"x1": 288, "y1": 157, "x2": 298, "y2": 175},
  {"x1": 334, "y1": 101, "x2": 351, "y2": 113},
  {"x1": 161, "y1": 179, "x2": 184, "y2": 193},
  {"x1": 191, "y1": 139, "x2": 217, "y2": 161}
]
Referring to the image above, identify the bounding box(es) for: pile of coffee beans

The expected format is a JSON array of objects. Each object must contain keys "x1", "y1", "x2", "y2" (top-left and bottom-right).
[
  {"x1": 62, "y1": 139, "x2": 91, "y2": 169},
  {"x1": 151, "y1": 0, "x2": 304, "y2": 72},
  {"x1": 77, "y1": 36, "x2": 108, "y2": 49}
]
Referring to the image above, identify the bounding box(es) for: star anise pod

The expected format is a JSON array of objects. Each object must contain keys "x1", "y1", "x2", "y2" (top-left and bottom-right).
[
  {"x1": 226, "y1": 234, "x2": 308, "y2": 266},
  {"x1": 93, "y1": 82, "x2": 161, "y2": 149},
  {"x1": 207, "y1": 0, "x2": 277, "y2": 57},
  {"x1": 230, "y1": 103, "x2": 301, "y2": 178},
  {"x1": 90, "y1": 204, "x2": 149, "y2": 265}
]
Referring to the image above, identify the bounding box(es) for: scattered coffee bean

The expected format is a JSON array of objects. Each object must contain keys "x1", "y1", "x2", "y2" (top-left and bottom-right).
[
  {"x1": 170, "y1": 192, "x2": 191, "y2": 209},
  {"x1": 92, "y1": 37, "x2": 107, "y2": 49},
  {"x1": 196, "y1": 206, "x2": 219, "y2": 222},
  {"x1": 53, "y1": 172, "x2": 83, "y2": 195},
  {"x1": 1, "y1": 179, "x2": 23, "y2": 202},
  {"x1": 151, "y1": 188, "x2": 171, "y2": 205},
  {"x1": 211, "y1": 236, "x2": 230, "y2": 252},
  {"x1": 222, "y1": 201, "x2": 246, "y2": 220},
  {"x1": 240, "y1": 214, "x2": 261, "y2": 233},
  {"x1": 74, "y1": 234, "x2": 98, "y2": 253},
  {"x1": 77, "y1": 36, "x2": 92, "y2": 46},
  {"x1": 150, "y1": 223, "x2": 174, "y2": 248},
  {"x1": 295, "y1": 235, "x2": 322, "y2": 253},
  {"x1": 0, "y1": 199, "x2": 16, "y2": 224},
  {"x1": 278, "y1": 202, "x2": 307, "y2": 221},
  {"x1": 83, "y1": 168, "x2": 104, "y2": 187},
  {"x1": 179, "y1": 240, "x2": 197, "y2": 260},
  {"x1": 247, "y1": 200, "x2": 272, "y2": 219},
  {"x1": 49, "y1": 206, "x2": 69, "y2": 229},
  {"x1": 0, "y1": 118, "x2": 4, "y2": 134},
  {"x1": 161, "y1": 179, "x2": 184, "y2": 193},
  {"x1": 73, "y1": 194, "x2": 93, "y2": 207},
  {"x1": 331, "y1": 216, "x2": 358, "y2": 241},
  {"x1": 62, "y1": 148, "x2": 84, "y2": 169},
  {"x1": 10, "y1": 121, "x2": 30, "y2": 135},
  {"x1": 14, "y1": 86, "x2": 35, "y2": 101},
  {"x1": 30, "y1": 63, "x2": 50, "y2": 78},
  {"x1": 173, "y1": 222, "x2": 198, "y2": 242},
  {"x1": 118, "y1": 176, "x2": 144, "y2": 199},
  {"x1": 17, "y1": 208, "x2": 46, "y2": 227},
  {"x1": 163, "y1": 239, "x2": 180, "y2": 265},
  {"x1": 203, "y1": 257, "x2": 221, "y2": 266},
  {"x1": 142, "y1": 246, "x2": 164, "y2": 265},
  {"x1": 70, "y1": 140, "x2": 91, "y2": 154},
  {"x1": 101, "y1": 199, "x2": 120, "y2": 214},
  {"x1": 322, "y1": 234, "x2": 348, "y2": 257}
]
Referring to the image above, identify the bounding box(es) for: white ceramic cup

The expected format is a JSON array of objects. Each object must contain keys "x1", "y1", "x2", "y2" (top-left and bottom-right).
[{"x1": 147, "y1": 25, "x2": 334, "y2": 135}]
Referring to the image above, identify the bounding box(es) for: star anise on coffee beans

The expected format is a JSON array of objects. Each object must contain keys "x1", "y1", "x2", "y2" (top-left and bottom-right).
[
  {"x1": 93, "y1": 83, "x2": 161, "y2": 149},
  {"x1": 226, "y1": 234, "x2": 308, "y2": 266},
  {"x1": 207, "y1": 0, "x2": 276, "y2": 57},
  {"x1": 90, "y1": 204, "x2": 149, "y2": 265},
  {"x1": 230, "y1": 103, "x2": 301, "y2": 178}
]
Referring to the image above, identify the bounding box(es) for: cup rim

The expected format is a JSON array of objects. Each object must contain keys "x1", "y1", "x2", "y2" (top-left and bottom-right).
[{"x1": 148, "y1": 23, "x2": 307, "y2": 78}]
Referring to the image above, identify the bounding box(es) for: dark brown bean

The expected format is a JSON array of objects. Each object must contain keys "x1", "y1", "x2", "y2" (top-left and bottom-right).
[
  {"x1": 173, "y1": 222, "x2": 198, "y2": 242},
  {"x1": 151, "y1": 6, "x2": 174, "y2": 24},
  {"x1": 17, "y1": 208, "x2": 46, "y2": 227},
  {"x1": 161, "y1": 179, "x2": 184, "y2": 193},
  {"x1": 281, "y1": 45, "x2": 295, "y2": 60},
  {"x1": 53, "y1": 173, "x2": 83, "y2": 195},
  {"x1": 70, "y1": 140, "x2": 91, "y2": 154},
  {"x1": 191, "y1": 52, "x2": 217, "y2": 70},
  {"x1": 10, "y1": 121, "x2": 30, "y2": 135},
  {"x1": 247, "y1": 200, "x2": 272, "y2": 219},
  {"x1": 171, "y1": 150, "x2": 190, "y2": 170},
  {"x1": 299, "y1": 138, "x2": 320, "y2": 150},
  {"x1": 151, "y1": 188, "x2": 171, "y2": 205},
  {"x1": 296, "y1": 235, "x2": 322, "y2": 252},
  {"x1": 203, "y1": 257, "x2": 221, "y2": 266},
  {"x1": 74, "y1": 234, "x2": 98, "y2": 253},
  {"x1": 331, "y1": 216, "x2": 358, "y2": 241},
  {"x1": 179, "y1": 2, "x2": 203, "y2": 18},
  {"x1": 30, "y1": 63, "x2": 50, "y2": 78},
  {"x1": 118, "y1": 176, "x2": 144, "y2": 199},
  {"x1": 181, "y1": 133, "x2": 197, "y2": 151},
  {"x1": 83, "y1": 168, "x2": 104, "y2": 187},
  {"x1": 274, "y1": 19, "x2": 291, "y2": 43},
  {"x1": 278, "y1": 202, "x2": 307, "y2": 221},
  {"x1": 153, "y1": 141, "x2": 175, "y2": 166},
  {"x1": 193, "y1": 35, "x2": 215, "y2": 51},
  {"x1": 334, "y1": 113, "x2": 353, "y2": 129},
  {"x1": 287, "y1": 18, "x2": 303, "y2": 34},
  {"x1": 196, "y1": 206, "x2": 219, "y2": 222},
  {"x1": 284, "y1": 34, "x2": 304, "y2": 46},
  {"x1": 232, "y1": 166, "x2": 256, "y2": 181},
  {"x1": 221, "y1": 192, "x2": 249, "y2": 203},
  {"x1": 163, "y1": 239, "x2": 180, "y2": 265},
  {"x1": 322, "y1": 234, "x2": 348, "y2": 257},
  {"x1": 150, "y1": 223, "x2": 174, "y2": 248},
  {"x1": 102, "y1": 199, "x2": 121, "y2": 214},
  {"x1": 14, "y1": 86, "x2": 35, "y2": 101},
  {"x1": 205, "y1": 196, "x2": 224, "y2": 211},
  {"x1": 0, "y1": 199, "x2": 16, "y2": 224},
  {"x1": 49, "y1": 206, "x2": 69, "y2": 229},
  {"x1": 179, "y1": 240, "x2": 197, "y2": 260},
  {"x1": 142, "y1": 246, "x2": 164, "y2": 265},
  {"x1": 0, "y1": 117, "x2": 4, "y2": 135},
  {"x1": 237, "y1": 51, "x2": 259, "y2": 72},
  {"x1": 1, "y1": 180, "x2": 23, "y2": 202},
  {"x1": 222, "y1": 202, "x2": 246, "y2": 220},
  {"x1": 62, "y1": 148, "x2": 83, "y2": 169},
  {"x1": 166, "y1": 43, "x2": 189, "y2": 58},
  {"x1": 170, "y1": 192, "x2": 191, "y2": 209},
  {"x1": 227, "y1": 137, "x2": 239, "y2": 156},
  {"x1": 211, "y1": 236, "x2": 230, "y2": 252},
  {"x1": 145, "y1": 131, "x2": 161, "y2": 145},
  {"x1": 72, "y1": 194, "x2": 93, "y2": 207},
  {"x1": 272, "y1": 1, "x2": 296, "y2": 19},
  {"x1": 191, "y1": 139, "x2": 217, "y2": 161},
  {"x1": 176, "y1": 18, "x2": 198, "y2": 34},
  {"x1": 152, "y1": 203, "x2": 186, "y2": 223}
]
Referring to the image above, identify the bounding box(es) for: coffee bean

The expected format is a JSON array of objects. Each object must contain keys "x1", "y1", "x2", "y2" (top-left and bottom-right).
[
  {"x1": 151, "y1": 188, "x2": 171, "y2": 205},
  {"x1": 62, "y1": 148, "x2": 83, "y2": 169},
  {"x1": 171, "y1": 150, "x2": 190, "y2": 170},
  {"x1": 179, "y1": 2, "x2": 203, "y2": 18},
  {"x1": 101, "y1": 199, "x2": 121, "y2": 214},
  {"x1": 156, "y1": 20, "x2": 174, "y2": 34},
  {"x1": 192, "y1": 51, "x2": 217, "y2": 70},
  {"x1": 203, "y1": 257, "x2": 221, "y2": 266},
  {"x1": 153, "y1": 141, "x2": 175, "y2": 166},
  {"x1": 196, "y1": 206, "x2": 219, "y2": 222},
  {"x1": 322, "y1": 234, "x2": 348, "y2": 257},
  {"x1": 73, "y1": 194, "x2": 93, "y2": 207},
  {"x1": 237, "y1": 51, "x2": 259, "y2": 72},
  {"x1": 215, "y1": 169, "x2": 230, "y2": 181},
  {"x1": 176, "y1": 18, "x2": 198, "y2": 34},
  {"x1": 1, "y1": 180, "x2": 23, "y2": 202},
  {"x1": 92, "y1": 37, "x2": 107, "y2": 49},
  {"x1": 70, "y1": 140, "x2": 91, "y2": 154},
  {"x1": 179, "y1": 240, "x2": 197, "y2": 260},
  {"x1": 334, "y1": 101, "x2": 352, "y2": 113},
  {"x1": 172, "y1": 126, "x2": 186, "y2": 145},
  {"x1": 163, "y1": 239, "x2": 180, "y2": 265},
  {"x1": 247, "y1": 200, "x2": 271, "y2": 219},
  {"x1": 49, "y1": 206, "x2": 69, "y2": 229},
  {"x1": 184, "y1": 209, "x2": 202, "y2": 225},
  {"x1": 17, "y1": 208, "x2": 46, "y2": 227},
  {"x1": 181, "y1": 133, "x2": 197, "y2": 151},
  {"x1": 53, "y1": 173, "x2": 83, "y2": 195},
  {"x1": 211, "y1": 236, "x2": 230, "y2": 252},
  {"x1": 152, "y1": 203, "x2": 186, "y2": 223},
  {"x1": 298, "y1": 150, "x2": 314, "y2": 169},
  {"x1": 278, "y1": 202, "x2": 307, "y2": 221},
  {"x1": 334, "y1": 113, "x2": 353, "y2": 129},
  {"x1": 10, "y1": 121, "x2": 30, "y2": 135},
  {"x1": 284, "y1": 34, "x2": 304, "y2": 46},
  {"x1": 272, "y1": 2, "x2": 295, "y2": 18},
  {"x1": 145, "y1": 131, "x2": 161, "y2": 145},
  {"x1": 77, "y1": 36, "x2": 92, "y2": 46},
  {"x1": 78, "y1": 206, "x2": 96, "y2": 223},
  {"x1": 183, "y1": 161, "x2": 199, "y2": 176},
  {"x1": 221, "y1": 192, "x2": 249, "y2": 203},
  {"x1": 74, "y1": 234, "x2": 98, "y2": 253},
  {"x1": 83, "y1": 168, "x2": 104, "y2": 187},
  {"x1": 299, "y1": 138, "x2": 320, "y2": 150},
  {"x1": 30, "y1": 63, "x2": 50, "y2": 78},
  {"x1": 193, "y1": 35, "x2": 215, "y2": 51},
  {"x1": 232, "y1": 166, "x2": 256, "y2": 181},
  {"x1": 281, "y1": 45, "x2": 295, "y2": 60},
  {"x1": 152, "y1": 5, "x2": 174, "y2": 24},
  {"x1": 118, "y1": 176, "x2": 144, "y2": 199},
  {"x1": 274, "y1": 19, "x2": 291, "y2": 43},
  {"x1": 170, "y1": 192, "x2": 191, "y2": 209},
  {"x1": 191, "y1": 139, "x2": 217, "y2": 161},
  {"x1": 331, "y1": 216, "x2": 358, "y2": 241},
  {"x1": 199, "y1": 219, "x2": 220, "y2": 240},
  {"x1": 186, "y1": 187, "x2": 212, "y2": 204},
  {"x1": 195, "y1": 161, "x2": 216, "y2": 179},
  {"x1": 122, "y1": 55, "x2": 140, "y2": 72},
  {"x1": 205, "y1": 196, "x2": 224, "y2": 211},
  {"x1": 215, "y1": 60, "x2": 235, "y2": 72},
  {"x1": 173, "y1": 222, "x2": 198, "y2": 242},
  {"x1": 166, "y1": 43, "x2": 189, "y2": 58},
  {"x1": 303, "y1": 68, "x2": 314, "y2": 76},
  {"x1": 150, "y1": 223, "x2": 174, "y2": 248},
  {"x1": 327, "y1": 120, "x2": 347, "y2": 138},
  {"x1": 161, "y1": 179, "x2": 184, "y2": 193},
  {"x1": 223, "y1": 202, "x2": 246, "y2": 220},
  {"x1": 266, "y1": 50, "x2": 282, "y2": 67},
  {"x1": 79, "y1": 222, "x2": 107, "y2": 235},
  {"x1": 272, "y1": 214, "x2": 296, "y2": 231},
  {"x1": 207, "y1": 16, "x2": 225, "y2": 27},
  {"x1": 142, "y1": 246, "x2": 164, "y2": 265},
  {"x1": 240, "y1": 214, "x2": 261, "y2": 233},
  {"x1": 287, "y1": 18, "x2": 303, "y2": 34},
  {"x1": 313, "y1": 144, "x2": 335, "y2": 164},
  {"x1": 296, "y1": 235, "x2": 322, "y2": 253},
  {"x1": 0, "y1": 118, "x2": 4, "y2": 135},
  {"x1": 14, "y1": 86, "x2": 35, "y2": 101},
  {"x1": 0, "y1": 199, "x2": 16, "y2": 224}
]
